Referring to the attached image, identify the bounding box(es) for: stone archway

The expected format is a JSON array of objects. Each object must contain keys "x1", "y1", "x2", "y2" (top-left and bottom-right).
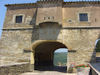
[{"x1": 30, "y1": 40, "x2": 68, "y2": 70}]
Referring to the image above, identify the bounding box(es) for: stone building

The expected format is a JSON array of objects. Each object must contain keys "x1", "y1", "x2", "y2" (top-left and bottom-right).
[{"x1": 0, "y1": 0, "x2": 100, "y2": 71}]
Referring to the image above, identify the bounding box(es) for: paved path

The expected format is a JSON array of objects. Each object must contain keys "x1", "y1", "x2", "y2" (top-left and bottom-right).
[
  {"x1": 20, "y1": 66, "x2": 90, "y2": 75},
  {"x1": 20, "y1": 66, "x2": 76, "y2": 75},
  {"x1": 20, "y1": 68, "x2": 90, "y2": 75},
  {"x1": 20, "y1": 71, "x2": 76, "y2": 75}
]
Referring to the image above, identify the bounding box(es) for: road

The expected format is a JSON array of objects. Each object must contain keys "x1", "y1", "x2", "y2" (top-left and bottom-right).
[{"x1": 20, "y1": 71, "x2": 76, "y2": 75}]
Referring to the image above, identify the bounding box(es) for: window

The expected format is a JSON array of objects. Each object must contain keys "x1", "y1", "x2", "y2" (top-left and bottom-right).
[
  {"x1": 15, "y1": 16, "x2": 23, "y2": 23},
  {"x1": 79, "y1": 13, "x2": 88, "y2": 22}
]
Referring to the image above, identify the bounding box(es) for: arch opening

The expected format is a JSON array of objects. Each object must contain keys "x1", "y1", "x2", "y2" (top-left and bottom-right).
[
  {"x1": 95, "y1": 39, "x2": 100, "y2": 52},
  {"x1": 95, "y1": 39, "x2": 100, "y2": 62},
  {"x1": 32, "y1": 41, "x2": 68, "y2": 72},
  {"x1": 53, "y1": 48, "x2": 68, "y2": 67}
]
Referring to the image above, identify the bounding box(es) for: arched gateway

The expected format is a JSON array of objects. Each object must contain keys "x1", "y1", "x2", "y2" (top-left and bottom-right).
[{"x1": 30, "y1": 40, "x2": 68, "y2": 70}]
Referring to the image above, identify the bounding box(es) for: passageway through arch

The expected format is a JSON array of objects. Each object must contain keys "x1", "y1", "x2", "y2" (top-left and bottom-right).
[
  {"x1": 95, "y1": 39, "x2": 100, "y2": 62},
  {"x1": 31, "y1": 41, "x2": 68, "y2": 72},
  {"x1": 53, "y1": 48, "x2": 68, "y2": 66}
]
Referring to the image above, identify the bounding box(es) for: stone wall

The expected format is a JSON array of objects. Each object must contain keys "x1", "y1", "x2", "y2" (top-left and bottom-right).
[
  {"x1": 1, "y1": 27, "x2": 100, "y2": 71},
  {"x1": 36, "y1": 4, "x2": 62, "y2": 25},
  {"x1": 3, "y1": 4, "x2": 36, "y2": 29},
  {"x1": 0, "y1": 29, "x2": 33, "y2": 63},
  {"x1": 63, "y1": 29, "x2": 100, "y2": 67},
  {"x1": 63, "y1": 4, "x2": 100, "y2": 27},
  {"x1": 0, "y1": 62, "x2": 31, "y2": 75}
]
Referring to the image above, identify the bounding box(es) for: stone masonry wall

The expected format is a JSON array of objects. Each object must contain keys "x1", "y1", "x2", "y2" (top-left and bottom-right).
[
  {"x1": 63, "y1": 29, "x2": 100, "y2": 68},
  {"x1": 3, "y1": 4, "x2": 36, "y2": 29},
  {"x1": 0, "y1": 62, "x2": 31, "y2": 75},
  {"x1": 0, "y1": 29, "x2": 33, "y2": 63},
  {"x1": 63, "y1": 4, "x2": 100, "y2": 27}
]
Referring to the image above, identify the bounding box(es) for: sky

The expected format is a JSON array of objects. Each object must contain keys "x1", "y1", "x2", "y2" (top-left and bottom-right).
[{"x1": 55, "y1": 48, "x2": 68, "y2": 53}]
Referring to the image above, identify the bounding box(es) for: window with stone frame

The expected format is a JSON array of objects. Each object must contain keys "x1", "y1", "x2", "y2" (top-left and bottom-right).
[
  {"x1": 79, "y1": 13, "x2": 88, "y2": 22},
  {"x1": 15, "y1": 16, "x2": 23, "y2": 23}
]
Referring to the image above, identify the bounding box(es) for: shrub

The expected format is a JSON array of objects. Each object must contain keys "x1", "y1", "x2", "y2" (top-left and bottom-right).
[{"x1": 75, "y1": 64, "x2": 89, "y2": 68}]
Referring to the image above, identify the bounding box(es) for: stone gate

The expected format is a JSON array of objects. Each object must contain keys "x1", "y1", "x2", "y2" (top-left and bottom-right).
[{"x1": 0, "y1": 0, "x2": 100, "y2": 72}]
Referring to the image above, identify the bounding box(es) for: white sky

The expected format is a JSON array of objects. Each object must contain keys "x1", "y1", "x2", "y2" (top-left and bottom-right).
[{"x1": 55, "y1": 48, "x2": 68, "y2": 53}]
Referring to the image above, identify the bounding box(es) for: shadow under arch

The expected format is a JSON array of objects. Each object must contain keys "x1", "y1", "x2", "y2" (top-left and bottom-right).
[
  {"x1": 31, "y1": 40, "x2": 68, "y2": 72},
  {"x1": 39, "y1": 21, "x2": 60, "y2": 26}
]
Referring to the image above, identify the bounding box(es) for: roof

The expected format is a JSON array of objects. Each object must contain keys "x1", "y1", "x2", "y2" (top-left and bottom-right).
[
  {"x1": 5, "y1": 3, "x2": 36, "y2": 7},
  {"x1": 5, "y1": 1, "x2": 100, "y2": 7}
]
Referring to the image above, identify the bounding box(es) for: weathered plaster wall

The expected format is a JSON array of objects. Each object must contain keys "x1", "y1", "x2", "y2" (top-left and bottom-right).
[
  {"x1": 3, "y1": 5, "x2": 36, "y2": 29},
  {"x1": 0, "y1": 30, "x2": 33, "y2": 62},
  {"x1": 36, "y1": 4, "x2": 62, "y2": 25},
  {"x1": 63, "y1": 29, "x2": 100, "y2": 66},
  {"x1": 63, "y1": 4, "x2": 100, "y2": 27},
  {"x1": 38, "y1": 23, "x2": 63, "y2": 40},
  {"x1": 0, "y1": 62, "x2": 31, "y2": 75}
]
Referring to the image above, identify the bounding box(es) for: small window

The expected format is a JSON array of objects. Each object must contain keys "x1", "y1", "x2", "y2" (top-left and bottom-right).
[
  {"x1": 15, "y1": 16, "x2": 23, "y2": 23},
  {"x1": 79, "y1": 13, "x2": 88, "y2": 22}
]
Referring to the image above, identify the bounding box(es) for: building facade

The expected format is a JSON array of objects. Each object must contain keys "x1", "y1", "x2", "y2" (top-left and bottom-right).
[{"x1": 0, "y1": 0, "x2": 100, "y2": 71}]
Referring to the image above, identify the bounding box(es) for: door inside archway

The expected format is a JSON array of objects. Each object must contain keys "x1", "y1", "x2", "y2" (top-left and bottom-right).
[{"x1": 33, "y1": 41, "x2": 68, "y2": 72}]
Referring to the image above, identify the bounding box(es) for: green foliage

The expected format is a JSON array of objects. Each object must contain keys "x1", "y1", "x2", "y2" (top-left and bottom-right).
[
  {"x1": 54, "y1": 52, "x2": 67, "y2": 66},
  {"x1": 95, "y1": 40, "x2": 100, "y2": 52}
]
